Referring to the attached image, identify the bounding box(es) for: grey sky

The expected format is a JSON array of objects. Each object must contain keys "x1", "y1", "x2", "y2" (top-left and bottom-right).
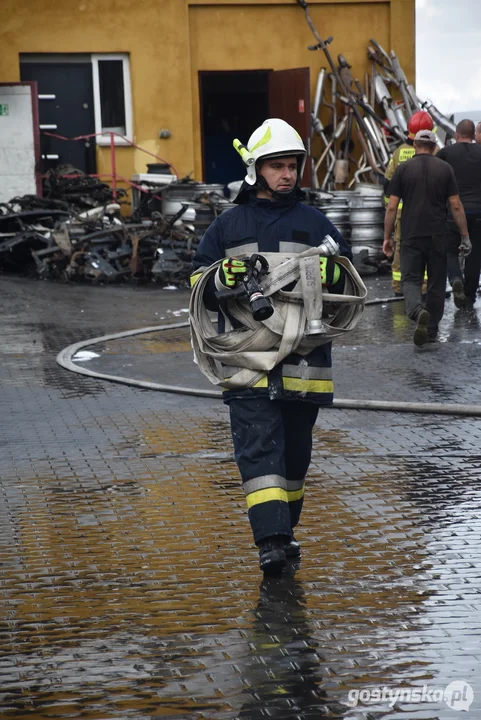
[{"x1": 416, "y1": 0, "x2": 481, "y2": 114}]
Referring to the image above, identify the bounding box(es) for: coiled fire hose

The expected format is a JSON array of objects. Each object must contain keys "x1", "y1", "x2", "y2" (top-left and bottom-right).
[{"x1": 189, "y1": 246, "x2": 367, "y2": 389}]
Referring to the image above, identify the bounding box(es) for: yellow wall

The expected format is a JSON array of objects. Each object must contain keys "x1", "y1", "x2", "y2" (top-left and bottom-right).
[{"x1": 0, "y1": 0, "x2": 414, "y2": 183}]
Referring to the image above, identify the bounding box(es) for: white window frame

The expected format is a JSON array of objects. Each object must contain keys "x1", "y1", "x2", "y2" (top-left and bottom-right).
[{"x1": 91, "y1": 53, "x2": 133, "y2": 146}]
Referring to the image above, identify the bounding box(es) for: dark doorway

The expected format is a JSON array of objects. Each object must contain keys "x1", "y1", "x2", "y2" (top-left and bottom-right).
[
  {"x1": 20, "y1": 61, "x2": 96, "y2": 174},
  {"x1": 199, "y1": 68, "x2": 312, "y2": 187},
  {"x1": 199, "y1": 71, "x2": 269, "y2": 185}
]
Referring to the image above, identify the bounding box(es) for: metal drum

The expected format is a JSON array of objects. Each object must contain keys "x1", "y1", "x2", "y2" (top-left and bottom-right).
[
  {"x1": 350, "y1": 224, "x2": 384, "y2": 243},
  {"x1": 323, "y1": 206, "x2": 349, "y2": 224},
  {"x1": 320, "y1": 191, "x2": 350, "y2": 222},
  {"x1": 353, "y1": 182, "x2": 384, "y2": 197},
  {"x1": 349, "y1": 193, "x2": 383, "y2": 208},
  {"x1": 317, "y1": 191, "x2": 354, "y2": 247},
  {"x1": 349, "y1": 206, "x2": 384, "y2": 225},
  {"x1": 349, "y1": 223, "x2": 384, "y2": 272},
  {"x1": 162, "y1": 182, "x2": 230, "y2": 238},
  {"x1": 336, "y1": 223, "x2": 351, "y2": 244},
  {"x1": 165, "y1": 182, "x2": 225, "y2": 203},
  {"x1": 348, "y1": 190, "x2": 384, "y2": 270},
  {"x1": 331, "y1": 190, "x2": 356, "y2": 201},
  {"x1": 308, "y1": 185, "x2": 385, "y2": 272}
]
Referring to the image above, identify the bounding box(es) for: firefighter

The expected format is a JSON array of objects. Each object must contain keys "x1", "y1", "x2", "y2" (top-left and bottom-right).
[
  {"x1": 384, "y1": 129, "x2": 469, "y2": 346},
  {"x1": 384, "y1": 110, "x2": 434, "y2": 295},
  {"x1": 190, "y1": 119, "x2": 352, "y2": 574},
  {"x1": 438, "y1": 119, "x2": 481, "y2": 307}
]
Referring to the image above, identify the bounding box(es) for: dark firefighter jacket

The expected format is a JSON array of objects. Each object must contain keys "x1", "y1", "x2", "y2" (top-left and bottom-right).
[{"x1": 191, "y1": 192, "x2": 352, "y2": 405}]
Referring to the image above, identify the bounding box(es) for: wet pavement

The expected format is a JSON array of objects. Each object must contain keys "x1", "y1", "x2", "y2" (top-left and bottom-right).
[{"x1": 2, "y1": 274, "x2": 481, "y2": 719}]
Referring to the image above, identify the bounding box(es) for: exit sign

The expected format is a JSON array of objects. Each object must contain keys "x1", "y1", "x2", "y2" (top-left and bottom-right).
[{"x1": 0, "y1": 104, "x2": 9, "y2": 116}]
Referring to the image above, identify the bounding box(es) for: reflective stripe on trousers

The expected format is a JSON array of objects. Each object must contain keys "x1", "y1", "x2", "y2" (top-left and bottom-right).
[
  {"x1": 243, "y1": 476, "x2": 305, "y2": 508},
  {"x1": 222, "y1": 364, "x2": 333, "y2": 399},
  {"x1": 228, "y1": 397, "x2": 319, "y2": 544}
]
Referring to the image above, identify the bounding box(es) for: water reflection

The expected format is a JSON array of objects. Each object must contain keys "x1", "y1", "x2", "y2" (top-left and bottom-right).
[
  {"x1": 236, "y1": 571, "x2": 346, "y2": 719},
  {"x1": 444, "y1": 304, "x2": 481, "y2": 343}
]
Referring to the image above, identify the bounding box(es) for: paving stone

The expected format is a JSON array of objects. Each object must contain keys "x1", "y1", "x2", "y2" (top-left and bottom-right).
[{"x1": 1, "y1": 275, "x2": 481, "y2": 719}]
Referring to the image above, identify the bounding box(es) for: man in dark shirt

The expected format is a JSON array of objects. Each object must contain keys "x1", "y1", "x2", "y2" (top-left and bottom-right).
[
  {"x1": 384, "y1": 129, "x2": 469, "y2": 346},
  {"x1": 475, "y1": 122, "x2": 481, "y2": 146},
  {"x1": 437, "y1": 119, "x2": 481, "y2": 307}
]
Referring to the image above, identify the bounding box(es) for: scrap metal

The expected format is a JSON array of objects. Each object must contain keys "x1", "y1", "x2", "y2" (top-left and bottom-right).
[
  {"x1": 0, "y1": 168, "x2": 232, "y2": 285},
  {"x1": 297, "y1": 0, "x2": 457, "y2": 191}
]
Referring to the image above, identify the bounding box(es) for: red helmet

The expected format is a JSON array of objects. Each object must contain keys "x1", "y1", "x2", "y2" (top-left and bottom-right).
[{"x1": 408, "y1": 110, "x2": 434, "y2": 139}]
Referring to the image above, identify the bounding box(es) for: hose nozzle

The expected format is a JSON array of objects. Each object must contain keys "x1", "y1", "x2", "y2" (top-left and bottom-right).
[{"x1": 318, "y1": 235, "x2": 340, "y2": 256}]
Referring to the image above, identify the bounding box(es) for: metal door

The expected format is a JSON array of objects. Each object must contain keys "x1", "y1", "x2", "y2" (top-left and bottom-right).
[
  {"x1": 20, "y1": 62, "x2": 96, "y2": 174},
  {"x1": 268, "y1": 68, "x2": 312, "y2": 187}
]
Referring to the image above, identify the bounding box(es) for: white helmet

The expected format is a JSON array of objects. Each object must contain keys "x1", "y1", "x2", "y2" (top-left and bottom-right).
[{"x1": 235, "y1": 118, "x2": 307, "y2": 186}]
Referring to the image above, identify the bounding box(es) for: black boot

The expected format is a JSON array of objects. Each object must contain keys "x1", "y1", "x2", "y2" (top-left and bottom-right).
[
  {"x1": 413, "y1": 309, "x2": 430, "y2": 347},
  {"x1": 284, "y1": 536, "x2": 301, "y2": 559},
  {"x1": 452, "y1": 278, "x2": 467, "y2": 309},
  {"x1": 258, "y1": 536, "x2": 287, "y2": 575}
]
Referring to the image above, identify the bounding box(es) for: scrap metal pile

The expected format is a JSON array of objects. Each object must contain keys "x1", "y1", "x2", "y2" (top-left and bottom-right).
[
  {"x1": 298, "y1": 0, "x2": 457, "y2": 272},
  {"x1": 299, "y1": 0, "x2": 455, "y2": 190},
  {"x1": 0, "y1": 168, "x2": 231, "y2": 285}
]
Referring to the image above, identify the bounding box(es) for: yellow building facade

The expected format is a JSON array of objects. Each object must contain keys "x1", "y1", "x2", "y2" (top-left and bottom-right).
[{"x1": 1, "y1": 0, "x2": 414, "y2": 186}]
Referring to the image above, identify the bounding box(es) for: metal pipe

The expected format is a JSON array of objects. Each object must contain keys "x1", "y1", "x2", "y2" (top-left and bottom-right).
[
  {"x1": 331, "y1": 74, "x2": 338, "y2": 133},
  {"x1": 423, "y1": 100, "x2": 457, "y2": 137},
  {"x1": 352, "y1": 163, "x2": 373, "y2": 185},
  {"x1": 297, "y1": 0, "x2": 385, "y2": 176},
  {"x1": 393, "y1": 104, "x2": 408, "y2": 133},
  {"x1": 321, "y1": 155, "x2": 337, "y2": 190},
  {"x1": 312, "y1": 68, "x2": 326, "y2": 129},
  {"x1": 370, "y1": 60, "x2": 376, "y2": 108},
  {"x1": 314, "y1": 115, "x2": 347, "y2": 173},
  {"x1": 311, "y1": 116, "x2": 336, "y2": 160},
  {"x1": 354, "y1": 121, "x2": 384, "y2": 178},
  {"x1": 390, "y1": 51, "x2": 414, "y2": 116},
  {"x1": 311, "y1": 115, "x2": 336, "y2": 186},
  {"x1": 364, "y1": 116, "x2": 389, "y2": 166},
  {"x1": 374, "y1": 75, "x2": 403, "y2": 140}
]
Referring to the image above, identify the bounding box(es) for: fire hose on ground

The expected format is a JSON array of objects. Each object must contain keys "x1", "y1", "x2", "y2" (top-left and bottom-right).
[{"x1": 57, "y1": 290, "x2": 481, "y2": 419}]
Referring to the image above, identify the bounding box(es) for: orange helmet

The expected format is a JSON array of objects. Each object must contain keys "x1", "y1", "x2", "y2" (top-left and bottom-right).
[{"x1": 408, "y1": 110, "x2": 434, "y2": 139}]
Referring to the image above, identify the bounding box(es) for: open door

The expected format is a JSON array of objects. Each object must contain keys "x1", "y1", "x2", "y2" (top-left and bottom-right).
[{"x1": 268, "y1": 68, "x2": 312, "y2": 187}]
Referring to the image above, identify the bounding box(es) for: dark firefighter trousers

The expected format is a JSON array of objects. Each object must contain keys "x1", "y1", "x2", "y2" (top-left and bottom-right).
[
  {"x1": 446, "y1": 216, "x2": 481, "y2": 302},
  {"x1": 400, "y1": 234, "x2": 447, "y2": 333},
  {"x1": 228, "y1": 397, "x2": 319, "y2": 545}
]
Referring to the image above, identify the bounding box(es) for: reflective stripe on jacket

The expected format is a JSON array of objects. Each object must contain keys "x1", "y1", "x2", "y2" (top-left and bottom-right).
[{"x1": 384, "y1": 143, "x2": 415, "y2": 212}]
